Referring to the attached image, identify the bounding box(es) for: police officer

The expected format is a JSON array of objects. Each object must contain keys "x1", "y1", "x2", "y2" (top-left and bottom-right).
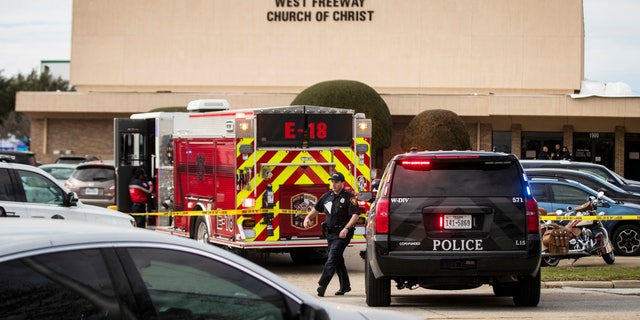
[
  {"x1": 129, "y1": 168, "x2": 152, "y2": 228},
  {"x1": 303, "y1": 172, "x2": 360, "y2": 297}
]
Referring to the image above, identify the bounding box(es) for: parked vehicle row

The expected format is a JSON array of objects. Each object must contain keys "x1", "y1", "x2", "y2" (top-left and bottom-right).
[
  {"x1": 0, "y1": 162, "x2": 132, "y2": 227},
  {"x1": 526, "y1": 169, "x2": 640, "y2": 256},
  {"x1": 521, "y1": 160, "x2": 640, "y2": 193}
]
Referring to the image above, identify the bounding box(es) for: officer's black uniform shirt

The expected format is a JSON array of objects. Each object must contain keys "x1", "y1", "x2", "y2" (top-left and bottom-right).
[{"x1": 314, "y1": 189, "x2": 358, "y2": 228}]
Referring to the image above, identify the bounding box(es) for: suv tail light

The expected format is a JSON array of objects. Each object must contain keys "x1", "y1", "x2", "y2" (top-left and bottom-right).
[
  {"x1": 525, "y1": 197, "x2": 539, "y2": 234},
  {"x1": 374, "y1": 198, "x2": 390, "y2": 234}
]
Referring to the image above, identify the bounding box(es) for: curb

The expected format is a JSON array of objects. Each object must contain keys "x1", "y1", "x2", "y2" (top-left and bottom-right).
[{"x1": 543, "y1": 280, "x2": 640, "y2": 289}]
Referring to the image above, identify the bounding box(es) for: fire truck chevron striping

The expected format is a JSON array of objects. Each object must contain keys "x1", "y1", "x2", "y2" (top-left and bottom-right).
[{"x1": 115, "y1": 101, "x2": 372, "y2": 262}]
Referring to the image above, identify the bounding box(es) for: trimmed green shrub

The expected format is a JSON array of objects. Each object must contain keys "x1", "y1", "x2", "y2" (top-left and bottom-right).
[
  {"x1": 401, "y1": 109, "x2": 470, "y2": 152},
  {"x1": 291, "y1": 80, "x2": 392, "y2": 167}
]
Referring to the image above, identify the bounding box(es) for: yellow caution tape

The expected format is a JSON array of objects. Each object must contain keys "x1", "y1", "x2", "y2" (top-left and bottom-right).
[
  {"x1": 540, "y1": 215, "x2": 640, "y2": 221},
  {"x1": 130, "y1": 209, "x2": 311, "y2": 216}
]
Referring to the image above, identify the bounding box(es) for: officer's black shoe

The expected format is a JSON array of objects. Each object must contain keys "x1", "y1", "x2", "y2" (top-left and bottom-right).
[
  {"x1": 317, "y1": 285, "x2": 327, "y2": 297},
  {"x1": 334, "y1": 287, "x2": 351, "y2": 295}
]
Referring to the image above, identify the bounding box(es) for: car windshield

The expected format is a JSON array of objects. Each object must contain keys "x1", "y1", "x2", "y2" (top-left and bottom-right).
[{"x1": 71, "y1": 167, "x2": 114, "y2": 182}]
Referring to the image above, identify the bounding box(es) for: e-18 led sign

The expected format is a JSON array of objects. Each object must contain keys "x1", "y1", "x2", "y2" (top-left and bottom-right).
[{"x1": 256, "y1": 113, "x2": 352, "y2": 148}]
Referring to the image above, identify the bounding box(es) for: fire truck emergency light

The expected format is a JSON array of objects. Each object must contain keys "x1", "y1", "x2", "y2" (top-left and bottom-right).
[
  {"x1": 242, "y1": 197, "x2": 256, "y2": 208},
  {"x1": 238, "y1": 121, "x2": 250, "y2": 131},
  {"x1": 358, "y1": 121, "x2": 368, "y2": 131},
  {"x1": 356, "y1": 118, "x2": 371, "y2": 137}
]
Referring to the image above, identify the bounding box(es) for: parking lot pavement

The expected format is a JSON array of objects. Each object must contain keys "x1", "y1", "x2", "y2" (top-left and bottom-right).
[{"x1": 251, "y1": 247, "x2": 640, "y2": 292}]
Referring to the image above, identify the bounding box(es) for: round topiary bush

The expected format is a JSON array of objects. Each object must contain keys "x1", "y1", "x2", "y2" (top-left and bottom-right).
[
  {"x1": 401, "y1": 109, "x2": 471, "y2": 152},
  {"x1": 291, "y1": 80, "x2": 392, "y2": 167}
]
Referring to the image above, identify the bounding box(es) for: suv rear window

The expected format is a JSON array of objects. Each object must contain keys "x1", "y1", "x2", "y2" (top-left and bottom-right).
[
  {"x1": 391, "y1": 160, "x2": 523, "y2": 197},
  {"x1": 71, "y1": 167, "x2": 114, "y2": 182}
]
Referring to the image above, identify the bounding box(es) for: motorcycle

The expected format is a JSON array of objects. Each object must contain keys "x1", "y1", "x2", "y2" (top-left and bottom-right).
[{"x1": 540, "y1": 191, "x2": 615, "y2": 267}]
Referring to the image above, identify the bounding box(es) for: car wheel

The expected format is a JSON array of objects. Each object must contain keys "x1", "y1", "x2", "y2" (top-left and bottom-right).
[
  {"x1": 512, "y1": 269, "x2": 540, "y2": 307},
  {"x1": 365, "y1": 260, "x2": 391, "y2": 307},
  {"x1": 194, "y1": 217, "x2": 209, "y2": 244},
  {"x1": 541, "y1": 256, "x2": 560, "y2": 267},
  {"x1": 612, "y1": 224, "x2": 640, "y2": 256}
]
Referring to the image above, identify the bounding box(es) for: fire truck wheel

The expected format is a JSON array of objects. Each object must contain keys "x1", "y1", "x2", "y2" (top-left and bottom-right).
[
  {"x1": 194, "y1": 217, "x2": 209, "y2": 244},
  {"x1": 289, "y1": 248, "x2": 328, "y2": 265}
]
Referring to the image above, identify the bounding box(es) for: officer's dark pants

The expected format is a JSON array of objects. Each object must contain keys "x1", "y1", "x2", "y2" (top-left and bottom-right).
[
  {"x1": 318, "y1": 232, "x2": 352, "y2": 290},
  {"x1": 131, "y1": 202, "x2": 146, "y2": 228}
]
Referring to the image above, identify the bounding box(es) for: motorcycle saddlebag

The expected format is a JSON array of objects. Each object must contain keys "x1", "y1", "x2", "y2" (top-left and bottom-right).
[{"x1": 543, "y1": 227, "x2": 571, "y2": 254}]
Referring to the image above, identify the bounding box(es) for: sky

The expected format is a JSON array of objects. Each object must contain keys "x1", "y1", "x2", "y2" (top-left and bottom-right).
[{"x1": 0, "y1": 0, "x2": 639, "y2": 94}]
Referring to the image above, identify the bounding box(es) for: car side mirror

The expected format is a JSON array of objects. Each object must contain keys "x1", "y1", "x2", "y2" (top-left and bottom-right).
[
  {"x1": 65, "y1": 192, "x2": 79, "y2": 206},
  {"x1": 298, "y1": 303, "x2": 329, "y2": 320},
  {"x1": 357, "y1": 191, "x2": 374, "y2": 203}
]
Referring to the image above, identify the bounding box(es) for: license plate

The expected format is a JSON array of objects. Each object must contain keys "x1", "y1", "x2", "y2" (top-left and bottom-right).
[
  {"x1": 444, "y1": 214, "x2": 472, "y2": 229},
  {"x1": 84, "y1": 188, "x2": 99, "y2": 195}
]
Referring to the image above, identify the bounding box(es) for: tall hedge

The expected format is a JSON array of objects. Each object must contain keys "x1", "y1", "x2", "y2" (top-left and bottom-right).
[
  {"x1": 401, "y1": 109, "x2": 471, "y2": 152},
  {"x1": 291, "y1": 80, "x2": 392, "y2": 167}
]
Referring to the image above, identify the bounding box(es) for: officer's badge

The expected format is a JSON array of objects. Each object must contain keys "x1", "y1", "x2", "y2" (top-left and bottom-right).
[
  {"x1": 340, "y1": 198, "x2": 345, "y2": 204},
  {"x1": 350, "y1": 197, "x2": 357, "y2": 205}
]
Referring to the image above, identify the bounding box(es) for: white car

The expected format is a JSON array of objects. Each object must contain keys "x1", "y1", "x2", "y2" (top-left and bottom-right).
[
  {"x1": 0, "y1": 162, "x2": 134, "y2": 227},
  {"x1": 0, "y1": 219, "x2": 420, "y2": 320}
]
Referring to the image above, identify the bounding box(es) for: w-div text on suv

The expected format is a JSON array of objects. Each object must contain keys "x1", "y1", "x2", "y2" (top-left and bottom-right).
[{"x1": 361, "y1": 151, "x2": 541, "y2": 307}]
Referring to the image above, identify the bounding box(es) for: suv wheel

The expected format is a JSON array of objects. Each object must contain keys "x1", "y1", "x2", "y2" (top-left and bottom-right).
[
  {"x1": 512, "y1": 269, "x2": 541, "y2": 307},
  {"x1": 365, "y1": 260, "x2": 390, "y2": 307},
  {"x1": 612, "y1": 224, "x2": 640, "y2": 256}
]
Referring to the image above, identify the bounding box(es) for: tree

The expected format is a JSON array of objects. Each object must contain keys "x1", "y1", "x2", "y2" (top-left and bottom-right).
[
  {"x1": 291, "y1": 80, "x2": 392, "y2": 168},
  {"x1": 401, "y1": 109, "x2": 471, "y2": 152},
  {"x1": 0, "y1": 68, "x2": 73, "y2": 139}
]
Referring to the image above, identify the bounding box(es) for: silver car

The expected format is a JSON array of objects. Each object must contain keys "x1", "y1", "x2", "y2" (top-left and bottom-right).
[{"x1": 0, "y1": 219, "x2": 419, "y2": 320}]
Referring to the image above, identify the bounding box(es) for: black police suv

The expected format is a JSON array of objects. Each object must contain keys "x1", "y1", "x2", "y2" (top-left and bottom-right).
[{"x1": 361, "y1": 151, "x2": 541, "y2": 307}]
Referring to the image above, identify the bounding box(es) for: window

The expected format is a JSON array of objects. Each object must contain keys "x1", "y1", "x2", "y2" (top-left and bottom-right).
[
  {"x1": 71, "y1": 167, "x2": 114, "y2": 182},
  {"x1": 0, "y1": 168, "x2": 16, "y2": 201},
  {"x1": 550, "y1": 184, "x2": 590, "y2": 204},
  {"x1": 492, "y1": 131, "x2": 512, "y2": 153},
  {"x1": 127, "y1": 248, "x2": 292, "y2": 320},
  {"x1": 530, "y1": 183, "x2": 549, "y2": 203},
  {"x1": 391, "y1": 161, "x2": 523, "y2": 197},
  {"x1": 17, "y1": 170, "x2": 65, "y2": 205},
  {"x1": 0, "y1": 249, "x2": 120, "y2": 319}
]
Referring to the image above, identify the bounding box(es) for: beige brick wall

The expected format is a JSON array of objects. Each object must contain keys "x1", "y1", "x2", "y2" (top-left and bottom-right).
[{"x1": 32, "y1": 119, "x2": 114, "y2": 164}]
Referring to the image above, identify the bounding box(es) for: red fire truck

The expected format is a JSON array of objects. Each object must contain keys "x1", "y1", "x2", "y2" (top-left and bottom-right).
[{"x1": 114, "y1": 100, "x2": 372, "y2": 262}]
